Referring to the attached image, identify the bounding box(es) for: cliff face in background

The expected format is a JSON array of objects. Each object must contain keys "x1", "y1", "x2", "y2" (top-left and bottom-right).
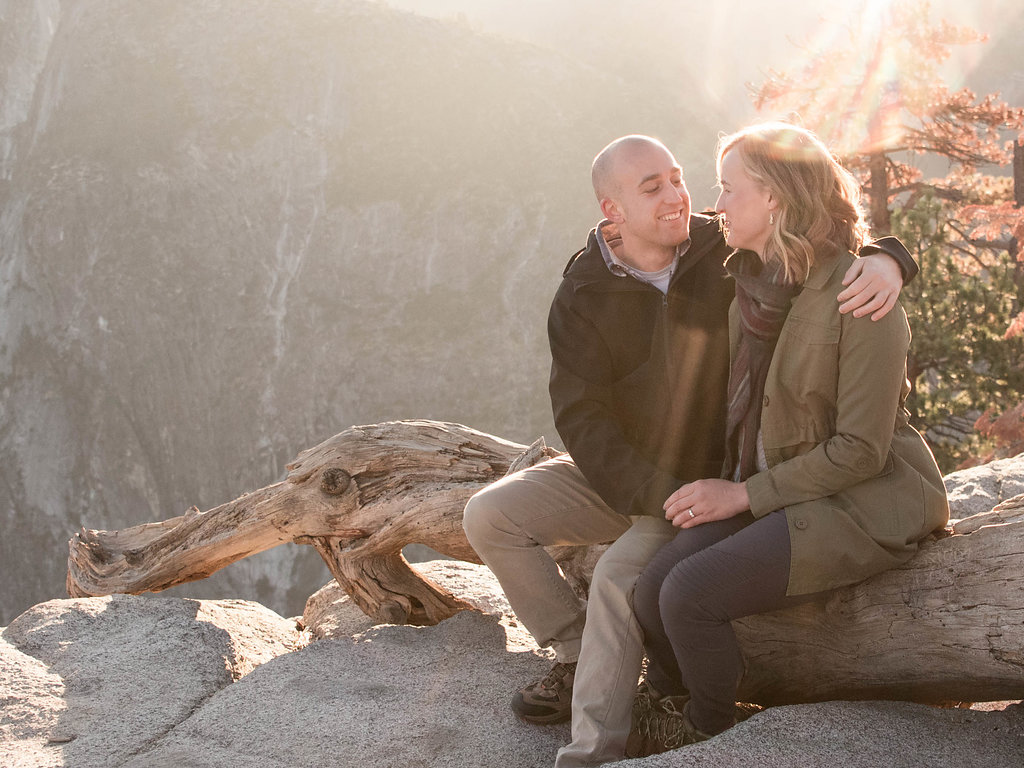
[{"x1": 0, "y1": 0, "x2": 722, "y2": 623}]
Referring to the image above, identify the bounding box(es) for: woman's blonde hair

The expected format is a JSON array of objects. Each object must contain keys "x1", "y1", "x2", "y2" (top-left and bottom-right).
[{"x1": 717, "y1": 122, "x2": 868, "y2": 284}]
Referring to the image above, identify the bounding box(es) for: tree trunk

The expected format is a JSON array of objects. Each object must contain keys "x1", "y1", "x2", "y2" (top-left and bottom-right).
[
  {"x1": 1013, "y1": 139, "x2": 1023, "y2": 209},
  {"x1": 867, "y1": 151, "x2": 891, "y2": 234},
  {"x1": 735, "y1": 494, "x2": 1024, "y2": 705},
  {"x1": 66, "y1": 420, "x2": 1024, "y2": 704},
  {"x1": 1012, "y1": 139, "x2": 1022, "y2": 279}
]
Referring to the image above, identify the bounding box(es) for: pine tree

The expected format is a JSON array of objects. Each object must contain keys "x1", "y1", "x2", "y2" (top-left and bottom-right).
[{"x1": 750, "y1": 0, "x2": 1024, "y2": 470}]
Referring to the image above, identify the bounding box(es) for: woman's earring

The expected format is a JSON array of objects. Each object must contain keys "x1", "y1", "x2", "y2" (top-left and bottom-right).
[{"x1": 769, "y1": 212, "x2": 775, "y2": 226}]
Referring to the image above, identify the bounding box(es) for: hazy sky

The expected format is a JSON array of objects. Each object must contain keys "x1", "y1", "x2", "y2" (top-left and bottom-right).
[{"x1": 382, "y1": 0, "x2": 1021, "y2": 122}]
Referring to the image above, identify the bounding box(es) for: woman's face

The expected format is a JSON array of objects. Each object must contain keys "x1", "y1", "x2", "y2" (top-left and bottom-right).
[{"x1": 714, "y1": 148, "x2": 775, "y2": 258}]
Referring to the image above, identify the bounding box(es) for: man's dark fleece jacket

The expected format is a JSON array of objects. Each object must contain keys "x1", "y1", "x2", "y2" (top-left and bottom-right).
[{"x1": 546, "y1": 214, "x2": 916, "y2": 520}]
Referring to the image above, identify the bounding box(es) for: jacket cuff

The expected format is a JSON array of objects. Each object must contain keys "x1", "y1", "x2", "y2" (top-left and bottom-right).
[
  {"x1": 859, "y1": 236, "x2": 918, "y2": 284},
  {"x1": 745, "y1": 472, "x2": 784, "y2": 518},
  {"x1": 633, "y1": 470, "x2": 683, "y2": 517}
]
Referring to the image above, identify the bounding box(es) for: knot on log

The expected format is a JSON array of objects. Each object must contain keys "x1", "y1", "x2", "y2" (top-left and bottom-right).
[{"x1": 320, "y1": 467, "x2": 352, "y2": 496}]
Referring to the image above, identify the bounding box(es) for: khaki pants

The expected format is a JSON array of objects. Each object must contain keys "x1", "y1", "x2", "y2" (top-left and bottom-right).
[{"x1": 462, "y1": 455, "x2": 676, "y2": 767}]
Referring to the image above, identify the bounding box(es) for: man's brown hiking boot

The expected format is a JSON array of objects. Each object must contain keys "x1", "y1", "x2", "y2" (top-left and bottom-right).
[{"x1": 510, "y1": 661, "x2": 576, "y2": 724}]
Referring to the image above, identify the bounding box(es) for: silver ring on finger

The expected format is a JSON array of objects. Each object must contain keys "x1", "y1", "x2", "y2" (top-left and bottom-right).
[{"x1": 687, "y1": 508, "x2": 695, "y2": 519}]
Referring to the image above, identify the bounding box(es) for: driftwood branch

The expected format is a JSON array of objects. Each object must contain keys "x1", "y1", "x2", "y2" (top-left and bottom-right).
[
  {"x1": 67, "y1": 420, "x2": 1024, "y2": 703},
  {"x1": 735, "y1": 494, "x2": 1024, "y2": 705},
  {"x1": 67, "y1": 421, "x2": 566, "y2": 625}
]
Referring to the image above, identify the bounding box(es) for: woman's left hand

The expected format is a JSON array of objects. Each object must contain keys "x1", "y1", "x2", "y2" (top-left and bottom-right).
[{"x1": 664, "y1": 479, "x2": 750, "y2": 528}]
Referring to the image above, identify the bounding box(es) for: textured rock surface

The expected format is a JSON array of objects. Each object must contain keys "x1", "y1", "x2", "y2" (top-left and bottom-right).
[
  {"x1": 620, "y1": 700, "x2": 1024, "y2": 768},
  {"x1": 1, "y1": 595, "x2": 300, "y2": 767},
  {"x1": 944, "y1": 453, "x2": 1024, "y2": 519},
  {"x1": 121, "y1": 611, "x2": 568, "y2": 768},
  {"x1": 302, "y1": 559, "x2": 521, "y2": 642},
  {"x1": 0, "y1": 636, "x2": 65, "y2": 768},
  {"x1": 3, "y1": 557, "x2": 1023, "y2": 768}
]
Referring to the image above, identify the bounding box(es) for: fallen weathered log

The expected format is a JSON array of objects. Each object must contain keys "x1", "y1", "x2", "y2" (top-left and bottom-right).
[
  {"x1": 735, "y1": 493, "x2": 1024, "y2": 705},
  {"x1": 67, "y1": 419, "x2": 1024, "y2": 704},
  {"x1": 67, "y1": 420, "x2": 572, "y2": 625}
]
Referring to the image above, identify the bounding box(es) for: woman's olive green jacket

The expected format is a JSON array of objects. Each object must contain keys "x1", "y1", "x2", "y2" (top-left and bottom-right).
[{"x1": 733, "y1": 248, "x2": 950, "y2": 596}]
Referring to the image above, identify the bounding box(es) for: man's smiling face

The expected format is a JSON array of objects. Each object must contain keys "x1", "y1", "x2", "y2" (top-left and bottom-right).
[{"x1": 605, "y1": 141, "x2": 691, "y2": 257}]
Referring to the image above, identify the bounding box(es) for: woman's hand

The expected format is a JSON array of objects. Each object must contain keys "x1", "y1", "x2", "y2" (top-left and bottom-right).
[{"x1": 664, "y1": 479, "x2": 751, "y2": 528}]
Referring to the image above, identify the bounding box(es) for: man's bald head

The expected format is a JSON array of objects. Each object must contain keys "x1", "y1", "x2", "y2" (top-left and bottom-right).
[{"x1": 591, "y1": 135, "x2": 675, "y2": 202}]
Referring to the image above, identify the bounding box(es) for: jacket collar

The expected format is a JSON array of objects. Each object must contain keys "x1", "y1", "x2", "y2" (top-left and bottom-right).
[{"x1": 562, "y1": 213, "x2": 723, "y2": 290}]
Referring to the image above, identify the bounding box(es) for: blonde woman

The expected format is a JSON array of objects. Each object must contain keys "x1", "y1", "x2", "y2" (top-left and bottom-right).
[{"x1": 630, "y1": 122, "x2": 949, "y2": 751}]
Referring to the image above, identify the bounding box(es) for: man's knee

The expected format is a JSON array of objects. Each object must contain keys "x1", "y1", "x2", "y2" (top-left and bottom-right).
[
  {"x1": 592, "y1": 518, "x2": 674, "y2": 599},
  {"x1": 590, "y1": 547, "x2": 643, "y2": 598},
  {"x1": 462, "y1": 486, "x2": 501, "y2": 547}
]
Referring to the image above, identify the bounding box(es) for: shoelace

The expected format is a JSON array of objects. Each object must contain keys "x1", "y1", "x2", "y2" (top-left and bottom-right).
[
  {"x1": 538, "y1": 662, "x2": 575, "y2": 689},
  {"x1": 635, "y1": 696, "x2": 693, "y2": 750},
  {"x1": 644, "y1": 708, "x2": 688, "y2": 748}
]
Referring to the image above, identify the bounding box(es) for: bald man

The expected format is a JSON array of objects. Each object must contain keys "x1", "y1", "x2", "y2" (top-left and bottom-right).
[{"x1": 463, "y1": 135, "x2": 913, "y2": 767}]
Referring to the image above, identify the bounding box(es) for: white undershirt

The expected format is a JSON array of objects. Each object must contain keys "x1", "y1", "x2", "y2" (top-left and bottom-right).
[{"x1": 596, "y1": 221, "x2": 687, "y2": 295}]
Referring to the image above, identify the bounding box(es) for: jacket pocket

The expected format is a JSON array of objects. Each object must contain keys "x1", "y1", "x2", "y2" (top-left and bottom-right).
[
  {"x1": 838, "y1": 451, "x2": 904, "y2": 539},
  {"x1": 781, "y1": 314, "x2": 841, "y2": 345},
  {"x1": 764, "y1": 314, "x2": 841, "y2": 441}
]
